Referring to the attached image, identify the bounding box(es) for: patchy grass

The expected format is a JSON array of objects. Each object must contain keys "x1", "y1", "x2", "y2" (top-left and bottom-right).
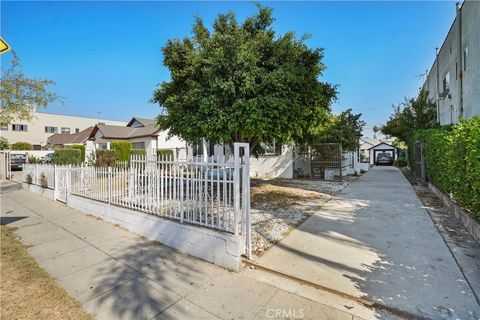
[
  {"x1": 251, "y1": 181, "x2": 323, "y2": 209},
  {"x1": 0, "y1": 226, "x2": 93, "y2": 320}
]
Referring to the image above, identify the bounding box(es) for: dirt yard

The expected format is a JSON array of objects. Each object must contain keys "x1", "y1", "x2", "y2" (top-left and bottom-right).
[{"x1": 250, "y1": 176, "x2": 357, "y2": 255}]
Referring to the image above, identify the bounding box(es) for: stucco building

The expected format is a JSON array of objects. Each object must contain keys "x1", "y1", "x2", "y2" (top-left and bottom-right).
[
  {"x1": 422, "y1": 1, "x2": 479, "y2": 125},
  {"x1": 1, "y1": 110, "x2": 126, "y2": 149}
]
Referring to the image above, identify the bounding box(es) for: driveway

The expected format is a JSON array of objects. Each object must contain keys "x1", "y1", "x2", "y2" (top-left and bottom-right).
[{"x1": 254, "y1": 166, "x2": 480, "y2": 319}]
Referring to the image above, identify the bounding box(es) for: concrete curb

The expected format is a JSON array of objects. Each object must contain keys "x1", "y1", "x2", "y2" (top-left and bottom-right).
[{"x1": 428, "y1": 182, "x2": 480, "y2": 243}]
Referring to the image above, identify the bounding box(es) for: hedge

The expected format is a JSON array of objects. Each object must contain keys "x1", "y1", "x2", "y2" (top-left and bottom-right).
[
  {"x1": 96, "y1": 150, "x2": 117, "y2": 167},
  {"x1": 156, "y1": 148, "x2": 174, "y2": 159},
  {"x1": 130, "y1": 149, "x2": 146, "y2": 158},
  {"x1": 10, "y1": 142, "x2": 32, "y2": 150},
  {"x1": 111, "y1": 141, "x2": 132, "y2": 162},
  {"x1": 54, "y1": 149, "x2": 82, "y2": 165},
  {"x1": 69, "y1": 144, "x2": 86, "y2": 162},
  {"x1": 409, "y1": 117, "x2": 480, "y2": 219}
]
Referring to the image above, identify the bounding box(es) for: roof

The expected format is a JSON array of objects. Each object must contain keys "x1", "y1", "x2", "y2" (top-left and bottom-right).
[
  {"x1": 359, "y1": 137, "x2": 381, "y2": 149},
  {"x1": 126, "y1": 117, "x2": 157, "y2": 128},
  {"x1": 90, "y1": 123, "x2": 159, "y2": 139},
  {"x1": 367, "y1": 142, "x2": 398, "y2": 150},
  {"x1": 47, "y1": 127, "x2": 94, "y2": 145}
]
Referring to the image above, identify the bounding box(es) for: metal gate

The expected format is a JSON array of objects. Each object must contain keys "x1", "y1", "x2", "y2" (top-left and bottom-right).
[
  {"x1": 414, "y1": 141, "x2": 426, "y2": 185},
  {"x1": 54, "y1": 166, "x2": 69, "y2": 203},
  {"x1": 310, "y1": 143, "x2": 342, "y2": 180}
]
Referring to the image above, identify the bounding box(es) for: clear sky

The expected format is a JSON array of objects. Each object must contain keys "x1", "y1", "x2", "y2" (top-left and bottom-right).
[{"x1": 1, "y1": 1, "x2": 456, "y2": 136}]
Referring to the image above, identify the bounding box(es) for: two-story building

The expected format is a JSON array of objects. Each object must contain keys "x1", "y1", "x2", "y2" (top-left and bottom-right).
[{"x1": 422, "y1": 1, "x2": 479, "y2": 125}]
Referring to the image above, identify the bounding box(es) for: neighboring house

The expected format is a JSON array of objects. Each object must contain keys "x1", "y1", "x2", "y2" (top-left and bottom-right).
[
  {"x1": 88, "y1": 117, "x2": 186, "y2": 159},
  {"x1": 1, "y1": 109, "x2": 126, "y2": 149},
  {"x1": 47, "y1": 126, "x2": 94, "y2": 149},
  {"x1": 359, "y1": 137, "x2": 381, "y2": 163},
  {"x1": 422, "y1": 1, "x2": 479, "y2": 125}
]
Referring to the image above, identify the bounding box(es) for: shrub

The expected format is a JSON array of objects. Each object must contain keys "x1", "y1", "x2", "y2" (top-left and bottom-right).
[
  {"x1": 54, "y1": 149, "x2": 82, "y2": 165},
  {"x1": 25, "y1": 173, "x2": 32, "y2": 184},
  {"x1": 156, "y1": 148, "x2": 174, "y2": 159},
  {"x1": 69, "y1": 145, "x2": 86, "y2": 162},
  {"x1": 10, "y1": 142, "x2": 32, "y2": 150},
  {"x1": 111, "y1": 141, "x2": 132, "y2": 162},
  {"x1": 409, "y1": 117, "x2": 480, "y2": 219},
  {"x1": 394, "y1": 157, "x2": 407, "y2": 167},
  {"x1": 0, "y1": 137, "x2": 9, "y2": 150},
  {"x1": 130, "y1": 149, "x2": 146, "y2": 158},
  {"x1": 40, "y1": 173, "x2": 48, "y2": 188},
  {"x1": 96, "y1": 150, "x2": 117, "y2": 167},
  {"x1": 28, "y1": 156, "x2": 40, "y2": 164}
]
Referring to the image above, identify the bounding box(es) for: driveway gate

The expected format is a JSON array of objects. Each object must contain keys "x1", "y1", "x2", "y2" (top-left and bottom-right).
[{"x1": 310, "y1": 143, "x2": 342, "y2": 180}]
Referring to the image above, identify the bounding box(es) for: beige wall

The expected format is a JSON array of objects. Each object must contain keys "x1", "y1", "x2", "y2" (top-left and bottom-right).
[{"x1": 1, "y1": 111, "x2": 126, "y2": 147}]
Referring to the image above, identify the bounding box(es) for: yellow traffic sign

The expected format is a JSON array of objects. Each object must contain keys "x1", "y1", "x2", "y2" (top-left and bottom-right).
[{"x1": 0, "y1": 38, "x2": 10, "y2": 54}]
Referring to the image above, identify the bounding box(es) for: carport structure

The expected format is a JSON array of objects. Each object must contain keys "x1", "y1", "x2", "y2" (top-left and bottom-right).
[{"x1": 368, "y1": 142, "x2": 397, "y2": 165}]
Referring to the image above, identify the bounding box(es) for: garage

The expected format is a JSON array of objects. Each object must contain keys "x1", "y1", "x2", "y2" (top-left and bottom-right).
[{"x1": 368, "y1": 142, "x2": 398, "y2": 165}]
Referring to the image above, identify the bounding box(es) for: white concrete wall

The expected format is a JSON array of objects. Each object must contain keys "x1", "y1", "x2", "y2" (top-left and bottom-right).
[
  {"x1": 250, "y1": 147, "x2": 293, "y2": 179},
  {"x1": 1, "y1": 111, "x2": 126, "y2": 147},
  {"x1": 67, "y1": 195, "x2": 243, "y2": 271}
]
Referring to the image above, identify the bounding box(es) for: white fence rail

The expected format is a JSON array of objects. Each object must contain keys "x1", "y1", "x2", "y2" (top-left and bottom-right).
[{"x1": 22, "y1": 143, "x2": 251, "y2": 256}]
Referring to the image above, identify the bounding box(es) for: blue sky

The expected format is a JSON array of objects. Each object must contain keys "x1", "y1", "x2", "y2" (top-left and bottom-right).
[{"x1": 1, "y1": 1, "x2": 456, "y2": 136}]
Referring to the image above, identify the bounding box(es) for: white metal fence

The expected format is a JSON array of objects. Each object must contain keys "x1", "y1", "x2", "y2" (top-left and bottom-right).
[
  {"x1": 23, "y1": 163, "x2": 56, "y2": 188},
  {"x1": 22, "y1": 143, "x2": 251, "y2": 255}
]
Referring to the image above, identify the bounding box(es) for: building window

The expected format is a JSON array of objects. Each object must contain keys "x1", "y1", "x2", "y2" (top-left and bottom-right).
[
  {"x1": 455, "y1": 62, "x2": 458, "y2": 80},
  {"x1": 132, "y1": 141, "x2": 145, "y2": 149},
  {"x1": 45, "y1": 126, "x2": 57, "y2": 133},
  {"x1": 12, "y1": 124, "x2": 28, "y2": 132},
  {"x1": 261, "y1": 140, "x2": 282, "y2": 156},
  {"x1": 0, "y1": 125, "x2": 8, "y2": 131},
  {"x1": 61, "y1": 127, "x2": 70, "y2": 134},
  {"x1": 75, "y1": 128, "x2": 80, "y2": 133},
  {"x1": 442, "y1": 72, "x2": 450, "y2": 95},
  {"x1": 32, "y1": 144, "x2": 41, "y2": 151}
]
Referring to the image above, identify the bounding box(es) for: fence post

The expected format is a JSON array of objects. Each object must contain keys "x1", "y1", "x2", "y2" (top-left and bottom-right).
[
  {"x1": 53, "y1": 164, "x2": 57, "y2": 201},
  {"x1": 67, "y1": 165, "x2": 71, "y2": 199},
  {"x1": 108, "y1": 166, "x2": 112, "y2": 205},
  {"x1": 233, "y1": 144, "x2": 240, "y2": 236},
  {"x1": 180, "y1": 164, "x2": 184, "y2": 223}
]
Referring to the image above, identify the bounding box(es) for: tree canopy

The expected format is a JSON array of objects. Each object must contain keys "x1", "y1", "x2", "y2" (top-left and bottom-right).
[
  {"x1": 152, "y1": 5, "x2": 337, "y2": 151},
  {"x1": 0, "y1": 52, "x2": 60, "y2": 125},
  {"x1": 304, "y1": 109, "x2": 365, "y2": 151},
  {"x1": 381, "y1": 90, "x2": 437, "y2": 142}
]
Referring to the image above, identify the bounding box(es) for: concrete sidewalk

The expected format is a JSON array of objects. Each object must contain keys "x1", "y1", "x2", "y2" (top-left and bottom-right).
[
  {"x1": 255, "y1": 166, "x2": 480, "y2": 319},
  {"x1": 1, "y1": 180, "x2": 369, "y2": 320}
]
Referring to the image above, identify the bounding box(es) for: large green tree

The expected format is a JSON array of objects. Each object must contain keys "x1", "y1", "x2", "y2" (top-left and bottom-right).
[
  {"x1": 0, "y1": 52, "x2": 60, "y2": 125},
  {"x1": 152, "y1": 5, "x2": 336, "y2": 151},
  {"x1": 305, "y1": 109, "x2": 365, "y2": 151},
  {"x1": 381, "y1": 90, "x2": 437, "y2": 142}
]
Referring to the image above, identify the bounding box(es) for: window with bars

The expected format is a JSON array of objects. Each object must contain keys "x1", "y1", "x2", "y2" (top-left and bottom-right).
[
  {"x1": 12, "y1": 124, "x2": 28, "y2": 132},
  {"x1": 261, "y1": 140, "x2": 282, "y2": 156}
]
